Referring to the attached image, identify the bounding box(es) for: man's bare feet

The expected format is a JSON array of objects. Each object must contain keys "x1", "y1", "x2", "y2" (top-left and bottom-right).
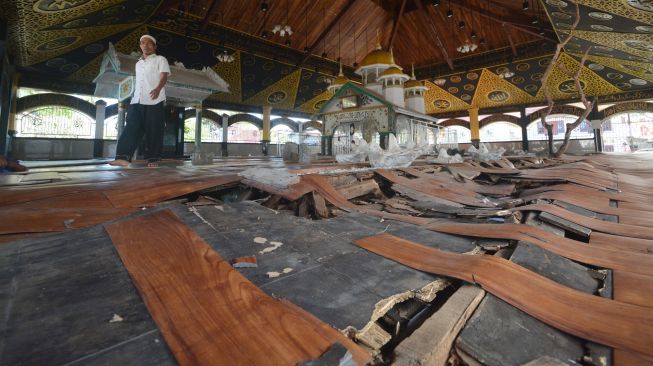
[
  {"x1": 146, "y1": 161, "x2": 159, "y2": 168},
  {"x1": 108, "y1": 159, "x2": 130, "y2": 166}
]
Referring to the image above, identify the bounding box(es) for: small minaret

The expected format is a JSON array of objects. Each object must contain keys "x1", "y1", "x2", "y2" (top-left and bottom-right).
[
  {"x1": 355, "y1": 43, "x2": 395, "y2": 95},
  {"x1": 404, "y1": 64, "x2": 429, "y2": 113},
  {"x1": 377, "y1": 56, "x2": 409, "y2": 107},
  {"x1": 327, "y1": 63, "x2": 349, "y2": 95}
]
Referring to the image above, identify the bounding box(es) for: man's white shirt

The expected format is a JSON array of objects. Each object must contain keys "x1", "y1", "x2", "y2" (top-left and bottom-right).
[{"x1": 131, "y1": 54, "x2": 171, "y2": 105}]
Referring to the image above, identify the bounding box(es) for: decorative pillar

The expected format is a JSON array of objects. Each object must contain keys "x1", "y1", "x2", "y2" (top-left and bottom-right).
[
  {"x1": 322, "y1": 135, "x2": 333, "y2": 156},
  {"x1": 469, "y1": 107, "x2": 480, "y2": 149},
  {"x1": 588, "y1": 100, "x2": 602, "y2": 153},
  {"x1": 520, "y1": 107, "x2": 529, "y2": 152},
  {"x1": 194, "y1": 104, "x2": 202, "y2": 151},
  {"x1": 94, "y1": 100, "x2": 107, "y2": 158},
  {"x1": 591, "y1": 119, "x2": 603, "y2": 152},
  {"x1": 1, "y1": 69, "x2": 17, "y2": 157},
  {"x1": 221, "y1": 113, "x2": 229, "y2": 157},
  {"x1": 117, "y1": 102, "x2": 127, "y2": 138},
  {"x1": 379, "y1": 131, "x2": 390, "y2": 150},
  {"x1": 261, "y1": 105, "x2": 271, "y2": 156}
]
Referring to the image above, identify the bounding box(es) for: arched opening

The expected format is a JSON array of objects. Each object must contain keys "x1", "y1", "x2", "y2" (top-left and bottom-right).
[
  {"x1": 526, "y1": 114, "x2": 593, "y2": 141},
  {"x1": 16, "y1": 106, "x2": 96, "y2": 139},
  {"x1": 601, "y1": 111, "x2": 653, "y2": 152},
  {"x1": 104, "y1": 115, "x2": 119, "y2": 140},
  {"x1": 480, "y1": 121, "x2": 522, "y2": 142},
  {"x1": 183, "y1": 118, "x2": 223, "y2": 142},
  {"x1": 439, "y1": 126, "x2": 471, "y2": 145},
  {"x1": 229, "y1": 121, "x2": 261, "y2": 143},
  {"x1": 271, "y1": 124, "x2": 294, "y2": 145}
]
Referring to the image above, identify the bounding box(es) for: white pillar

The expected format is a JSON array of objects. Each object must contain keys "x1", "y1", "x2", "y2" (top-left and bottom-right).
[
  {"x1": 194, "y1": 104, "x2": 202, "y2": 151},
  {"x1": 94, "y1": 100, "x2": 106, "y2": 139}
]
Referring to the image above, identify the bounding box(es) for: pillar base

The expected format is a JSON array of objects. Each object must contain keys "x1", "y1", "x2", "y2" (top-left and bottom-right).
[
  {"x1": 221, "y1": 142, "x2": 228, "y2": 157},
  {"x1": 261, "y1": 140, "x2": 270, "y2": 156},
  {"x1": 471, "y1": 139, "x2": 480, "y2": 149}
]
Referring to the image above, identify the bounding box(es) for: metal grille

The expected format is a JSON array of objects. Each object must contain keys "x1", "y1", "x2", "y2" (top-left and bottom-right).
[{"x1": 17, "y1": 107, "x2": 95, "y2": 139}]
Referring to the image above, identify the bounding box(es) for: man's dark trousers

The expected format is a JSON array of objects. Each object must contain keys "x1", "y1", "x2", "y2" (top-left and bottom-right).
[{"x1": 115, "y1": 102, "x2": 165, "y2": 162}]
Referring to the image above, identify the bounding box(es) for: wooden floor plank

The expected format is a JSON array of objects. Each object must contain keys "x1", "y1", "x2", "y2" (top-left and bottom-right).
[
  {"x1": 614, "y1": 270, "x2": 653, "y2": 309},
  {"x1": 353, "y1": 233, "x2": 653, "y2": 358},
  {"x1": 589, "y1": 232, "x2": 653, "y2": 253},
  {"x1": 0, "y1": 207, "x2": 136, "y2": 235},
  {"x1": 426, "y1": 222, "x2": 653, "y2": 276},
  {"x1": 511, "y1": 204, "x2": 653, "y2": 240},
  {"x1": 105, "y1": 209, "x2": 370, "y2": 366}
]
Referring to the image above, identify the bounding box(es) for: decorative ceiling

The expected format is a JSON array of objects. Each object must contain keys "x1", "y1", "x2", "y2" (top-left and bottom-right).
[{"x1": 1, "y1": 0, "x2": 652, "y2": 116}]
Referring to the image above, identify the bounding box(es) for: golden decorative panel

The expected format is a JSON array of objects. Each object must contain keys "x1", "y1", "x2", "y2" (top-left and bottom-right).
[
  {"x1": 576, "y1": 0, "x2": 653, "y2": 24},
  {"x1": 210, "y1": 51, "x2": 242, "y2": 103},
  {"x1": 67, "y1": 26, "x2": 148, "y2": 83},
  {"x1": 297, "y1": 90, "x2": 333, "y2": 114},
  {"x1": 242, "y1": 69, "x2": 301, "y2": 110},
  {"x1": 471, "y1": 69, "x2": 537, "y2": 108},
  {"x1": 8, "y1": 0, "x2": 127, "y2": 65},
  {"x1": 423, "y1": 80, "x2": 470, "y2": 114},
  {"x1": 566, "y1": 30, "x2": 653, "y2": 60},
  {"x1": 535, "y1": 53, "x2": 622, "y2": 100},
  {"x1": 577, "y1": 53, "x2": 653, "y2": 84}
]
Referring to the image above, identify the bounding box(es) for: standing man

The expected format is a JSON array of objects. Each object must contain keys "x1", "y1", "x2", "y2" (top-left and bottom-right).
[{"x1": 110, "y1": 34, "x2": 171, "y2": 167}]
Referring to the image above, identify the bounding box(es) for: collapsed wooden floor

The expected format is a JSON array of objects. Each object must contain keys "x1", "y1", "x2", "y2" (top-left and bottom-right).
[{"x1": 1, "y1": 153, "x2": 652, "y2": 366}]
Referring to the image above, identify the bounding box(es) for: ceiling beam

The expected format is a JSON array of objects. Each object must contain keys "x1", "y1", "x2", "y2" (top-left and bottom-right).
[
  {"x1": 388, "y1": 0, "x2": 408, "y2": 50},
  {"x1": 450, "y1": 1, "x2": 556, "y2": 43},
  {"x1": 299, "y1": 0, "x2": 357, "y2": 67},
  {"x1": 416, "y1": 0, "x2": 454, "y2": 70},
  {"x1": 199, "y1": 0, "x2": 221, "y2": 33},
  {"x1": 503, "y1": 23, "x2": 518, "y2": 57}
]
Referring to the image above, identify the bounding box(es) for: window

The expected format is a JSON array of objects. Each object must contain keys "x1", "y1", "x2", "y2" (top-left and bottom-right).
[
  {"x1": 271, "y1": 125, "x2": 294, "y2": 144},
  {"x1": 341, "y1": 95, "x2": 358, "y2": 109},
  {"x1": 228, "y1": 122, "x2": 261, "y2": 143},
  {"x1": 17, "y1": 107, "x2": 96, "y2": 139},
  {"x1": 184, "y1": 118, "x2": 222, "y2": 142},
  {"x1": 480, "y1": 122, "x2": 522, "y2": 142}
]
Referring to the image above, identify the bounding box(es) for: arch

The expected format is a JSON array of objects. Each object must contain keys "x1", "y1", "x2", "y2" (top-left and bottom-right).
[
  {"x1": 303, "y1": 120, "x2": 323, "y2": 131},
  {"x1": 480, "y1": 122, "x2": 522, "y2": 142},
  {"x1": 480, "y1": 114, "x2": 521, "y2": 129},
  {"x1": 228, "y1": 113, "x2": 262, "y2": 129},
  {"x1": 528, "y1": 105, "x2": 585, "y2": 123},
  {"x1": 184, "y1": 108, "x2": 222, "y2": 125},
  {"x1": 602, "y1": 102, "x2": 653, "y2": 119},
  {"x1": 16, "y1": 93, "x2": 95, "y2": 119},
  {"x1": 439, "y1": 118, "x2": 470, "y2": 128},
  {"x1": 106, "y1": 103, "x2": 119, "y2": 119},
  {"x1": 271, "y1": 117, "x2": 299, "y2": 132}
]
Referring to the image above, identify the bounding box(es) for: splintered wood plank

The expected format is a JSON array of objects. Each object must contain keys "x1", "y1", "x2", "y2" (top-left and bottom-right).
[
  {"x1": 242, "y1": 178, "x2": 314, "y2": 201},
  {"x1": 20, "y1": 191, "x2": 115, "y2": 209},
  {"x1": 511, "y1": 204, "x2": 653, "y2": 240},
  {"x1": 375, "y1": 170, "x2": 496, "y2": 208},
  {"x1": 335, "y1": 179, "x2": 380, "y2": 200},
  {"x1": 312, "y1": 192, "x2": 329, "y2": 218},
  {"x1": 105, "y1": 175, "x2": 242, "y2": 207},
  {"x1": 393, "y1": 285, "x2": 485, "y2": 366},
  {"x1": 105, "y1": 209, "x2": 370, "y2": 366},
  {"x1": 301, "y1": 174, "x2": 432, "y2": 226},
  {"x1": 426, "y1": 222, "x2": 653, "y2": 276},
  {"x1": 353, "y1": 233, "x2": 653, "y2": 358}
]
